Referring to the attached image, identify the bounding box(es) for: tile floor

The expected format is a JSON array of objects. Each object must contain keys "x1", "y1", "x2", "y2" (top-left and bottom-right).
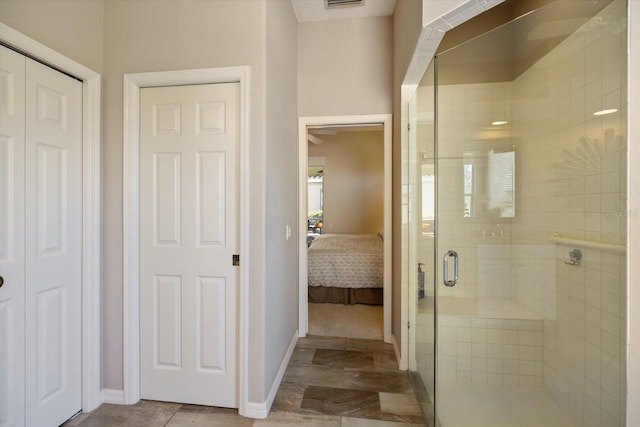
[{"x1": 63, "y1": 336, "x2": 425, "y2": 427}]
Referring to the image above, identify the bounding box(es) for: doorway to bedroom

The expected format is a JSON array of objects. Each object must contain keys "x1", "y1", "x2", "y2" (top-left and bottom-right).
[
  {"x1": 298, "y1": 115, "x2": 392, "y2": 344},
  {"x1": 307, "y1": 125, "x2": 384, "y2": 339}
]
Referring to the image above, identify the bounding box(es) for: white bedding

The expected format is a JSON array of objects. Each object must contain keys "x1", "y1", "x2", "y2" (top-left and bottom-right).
[{"x1": 307, "y1": 234, "x2": 383, "y2": 289}]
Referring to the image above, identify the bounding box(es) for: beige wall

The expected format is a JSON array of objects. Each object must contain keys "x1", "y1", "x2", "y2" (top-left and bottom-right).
[
  {"x1": 0, "y1": 0, "x2": 104, "y2": 74},
  {"x1": 102, "y1": 0, "x2": 268, "y2": 400},
  {"x1": 298, "y1": 16, "x2": 392, "y2": 117},
  {"x1": 264, "y1": 0, "x2": 299, "y2": 399},
  {"x1": 392, "y1": 0, "x2": 426, "y2": 361},
  {"x1": 308, "y1": 131, "x2": 384, "y2": 235}
]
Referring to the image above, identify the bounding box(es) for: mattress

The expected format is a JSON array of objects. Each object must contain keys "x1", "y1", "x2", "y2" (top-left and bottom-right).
[{"x1": 307, "y1": 234, "x2": 383, "y2": 289}]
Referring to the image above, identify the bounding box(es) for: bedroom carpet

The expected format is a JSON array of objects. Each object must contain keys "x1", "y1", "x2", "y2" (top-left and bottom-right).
[{"x1": 308, "y1": 303, "x2": 383, "y2": 340}]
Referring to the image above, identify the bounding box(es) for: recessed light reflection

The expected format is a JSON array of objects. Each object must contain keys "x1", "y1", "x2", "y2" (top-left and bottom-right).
[
  {"x1": 593, "y1": 108, "x2": 618, "y2": 116},
  {"x1": 491, "y1": 121, "x2": 508, "y2": 126}
]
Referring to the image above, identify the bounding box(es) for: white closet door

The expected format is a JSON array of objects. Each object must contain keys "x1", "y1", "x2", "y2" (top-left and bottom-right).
[
  {"x1": 24, "y1": 58, "x2": 82, "y2": 427},
  {"x1": 0, "y1": 44, "x2": 27, "y2": 427},
  {"x1": 0, "y1": 47, "x2": 82, "y2": 427},
  {"x1": 140, "y1": 83, "x2": 239, "y2": 407}
]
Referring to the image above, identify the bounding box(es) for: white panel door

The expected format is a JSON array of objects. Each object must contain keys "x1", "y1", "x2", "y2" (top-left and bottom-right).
[
  {"x1": 140, "y1": 83, "x2": 239, "y2": 407},
  {"x1": 0, "y1": 45, "x2": 27, "y2": 427},
  {"x1": 0, "y1": 48, "x2": 82, "y2": 427},
  {"x1": 24, "y1": 57, "x2": 83, "y2": 427}
]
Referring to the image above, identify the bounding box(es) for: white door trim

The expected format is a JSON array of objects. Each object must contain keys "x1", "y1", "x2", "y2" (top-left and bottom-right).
[
  {"x1": 122, "y1": 67, "x2": 250, "y2": 413},
  {"x1": 298, "y1": 114, "x2": 393, "y2": 343},
  {"x1": 0, "y1": 23, "x2": 103, "y2": 413}
]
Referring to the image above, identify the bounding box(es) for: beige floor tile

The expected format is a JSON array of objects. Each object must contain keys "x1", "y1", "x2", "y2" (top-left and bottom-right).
[
  {"x1": 312, "y1": 349, "x2": 375, "y2": 368},
  {"x1": 344, "y1": 369, "x2": 413, "y2": 394},
  {"x1": 272, "y1": 382, "x2": 306, "y2": 412},
  {"x1": 255, "y1": 411, "x2": 340, "y2": 426},
  {"x1": 379, "y1": 392, "x2": 423, "y2": 417},
  {"x1": 71, "y1": 401, "x2": 181, "y2": 426},
  {"x1": 296, "y1": 336, "x2": 347, "y2": 350},
  {"x1": 346, "y1": 338, "x2": 394, "y2": 354},
  {"x1": 290, "y1": 347, "x2": 316, "y2": 364},
  {"x1": 300, "y1": 386, "x2": 380, "y2": 417},
  {"x1": 341, "y1": 417, "x2": 424, "y2": 427},
  {"x1": 165, "y1": 411, "x2": 254, "y2": 427},
  {"x1": 283, "y1": 365, "x2": 344, "y2": 388},
  {"x1": 373, "y1": 351, "x2": 400, "y2": 370}
]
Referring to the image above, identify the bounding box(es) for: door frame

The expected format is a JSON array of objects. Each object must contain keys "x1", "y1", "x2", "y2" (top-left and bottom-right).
[
  {"x1": 298, "y1": 114, "x2": 392, "y2": 343},
  {"x1": 0, "y1": 24, "x2": 103, "y2": 412},
  {"x1": 122, "y1": 67, "x2": 250, "y2": 412}
]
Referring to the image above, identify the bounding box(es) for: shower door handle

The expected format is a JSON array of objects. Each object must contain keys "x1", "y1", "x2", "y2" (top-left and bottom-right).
[{"x1": 443, "y1": 250, "x2": 459, "y2": 287}]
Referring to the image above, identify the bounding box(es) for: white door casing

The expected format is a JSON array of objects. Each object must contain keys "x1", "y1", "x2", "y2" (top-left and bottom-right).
[
  {"x1": 139, "y1": 83, "x2": 239, "y2": 407},
  {"x1": 0, "y1": 45, "x2": 83, "y2": 427}
]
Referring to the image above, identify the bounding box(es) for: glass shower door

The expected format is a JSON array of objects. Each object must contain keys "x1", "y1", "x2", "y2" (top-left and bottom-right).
[{"x1": 433, "y1": 73, "x2": 528, "y2": 427}]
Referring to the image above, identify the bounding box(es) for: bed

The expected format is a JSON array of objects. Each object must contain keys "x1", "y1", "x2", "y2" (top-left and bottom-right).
[{"x1": 307, "y1": 233, "x2": 383, "y2": 305}]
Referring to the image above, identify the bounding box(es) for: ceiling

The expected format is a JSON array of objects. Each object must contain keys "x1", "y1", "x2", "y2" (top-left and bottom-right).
[{"x1": 291, "y1": 0, "x2": 396, "y2": 23}]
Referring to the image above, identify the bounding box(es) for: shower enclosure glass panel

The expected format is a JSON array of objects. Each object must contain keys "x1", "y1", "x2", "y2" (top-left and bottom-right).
[
  {"x1": 408, "y1": 59, "x2": 436, "y2": 427},
  {"x1": 409, "y1": 1, "x2": 628, "y2": 426}
]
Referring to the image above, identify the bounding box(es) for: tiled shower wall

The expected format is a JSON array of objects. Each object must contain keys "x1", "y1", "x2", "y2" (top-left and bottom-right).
[
  {"x1": 437, "y1": 316, "x2": 544, "y2": 388},
  {"x1": 511, "y1": 2, "x2": 627, "y2": 425}
]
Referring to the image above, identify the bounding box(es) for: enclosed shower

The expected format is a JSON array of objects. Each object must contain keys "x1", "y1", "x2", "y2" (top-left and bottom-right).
[{"x1": 407, "y1": 0, "x2": 628, "y2": 426}]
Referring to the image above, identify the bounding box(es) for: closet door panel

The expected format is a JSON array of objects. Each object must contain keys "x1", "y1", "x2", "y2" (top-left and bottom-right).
[
  {"x1": 0, "y1": 45, "x2": 26, "y2": 427},
  {"x1": 24, "y1": 57, "x2": 82, "y2": 427}
]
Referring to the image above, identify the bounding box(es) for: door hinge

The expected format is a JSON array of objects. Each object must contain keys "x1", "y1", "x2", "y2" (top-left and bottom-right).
[
  {"x1": 407, "y1": 321, "x2": 411, "y2": 329},
  {"x1": 408, "y1": 123, "x2": 411, "y2": 132},
  {"x1": 233, "y1": 254, "x2": 240, "y2": 266}
]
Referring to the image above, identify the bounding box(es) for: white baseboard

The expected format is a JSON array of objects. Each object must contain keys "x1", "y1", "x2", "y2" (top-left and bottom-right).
[
  {"x1": 101, "y1": 388, "x2": 125, "y2": 405},
  {"x1": 392, "y1": 334, "x2": 407, "y2": 370},
  {"x1": 242, "y1": 330, "x2": 298, "y2": 419},
  {"x1": 243, "y1": 401, "x2": 269, "y2": 419}
]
